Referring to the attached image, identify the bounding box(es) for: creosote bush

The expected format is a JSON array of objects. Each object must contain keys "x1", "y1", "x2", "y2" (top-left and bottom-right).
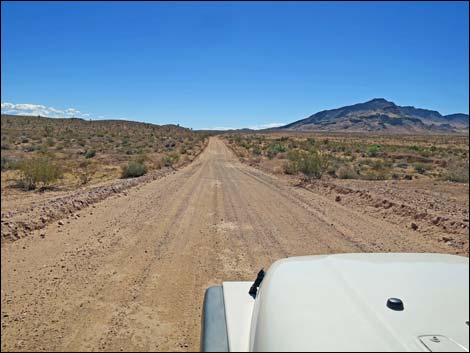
[
  {"x1": 84, "y1": 149, "x2": 96, "y2": 159},
  {"x1": 284, "y1": 149, "x2": 329, "y2": 180},
  {"x1": 19, "y1": 155, "x2": 63, "y2": 190},
  {"x1": 162, "y1": 152, "x2": 180, "y2": 167},
  {"x1": 121, "y1": 161, "x2": 148, "y2": 178}
]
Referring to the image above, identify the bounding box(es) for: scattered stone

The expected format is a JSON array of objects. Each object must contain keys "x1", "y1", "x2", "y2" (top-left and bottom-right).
[
  {"x1": 335, "y1": 195, "x2": 341, "y2": 202},
  {"x1": 410, "y1": 223, "x2": 418, "y2": 230}
]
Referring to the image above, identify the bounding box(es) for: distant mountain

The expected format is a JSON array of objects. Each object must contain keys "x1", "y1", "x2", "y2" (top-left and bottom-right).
[{"x1": 279, "y1": 98, "x2": 469, "y2": 133}]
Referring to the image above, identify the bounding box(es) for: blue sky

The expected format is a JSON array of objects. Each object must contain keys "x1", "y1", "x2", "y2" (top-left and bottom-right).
[{"x1": 1, "y1": 1, "x2": 468, "y2": 129}]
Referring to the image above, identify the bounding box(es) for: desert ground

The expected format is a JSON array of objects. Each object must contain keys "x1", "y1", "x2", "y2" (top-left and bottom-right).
[{"x1": 1, "y1": 136, "x2": 468, "y2": 351}]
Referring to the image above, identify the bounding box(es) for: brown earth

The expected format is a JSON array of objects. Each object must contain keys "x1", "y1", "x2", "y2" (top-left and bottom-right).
[{"x1": 1, "y1": 137, "x2": 466, "y2": 351}]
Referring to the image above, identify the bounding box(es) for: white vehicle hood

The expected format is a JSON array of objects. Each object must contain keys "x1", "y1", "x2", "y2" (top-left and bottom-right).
[{"x1": 247, "y1": 253, "x2": 469, "y2": 352}]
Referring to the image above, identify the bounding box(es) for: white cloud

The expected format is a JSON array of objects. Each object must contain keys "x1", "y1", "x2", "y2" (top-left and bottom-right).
[
  {"x1": 1, "y1": 102, "x2": 92, "y2": 119},
  {"x1": 249, "y1": 122, "x2": 285, "y2": 130}
]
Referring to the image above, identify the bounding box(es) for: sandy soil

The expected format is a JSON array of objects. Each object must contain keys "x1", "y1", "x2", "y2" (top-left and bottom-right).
[
  {"x1": 298, "y1": 178, "x2": 469, "y2": 255},
  {"x1": 1, "y1": 137, "x2": 466, "y2": 351}
]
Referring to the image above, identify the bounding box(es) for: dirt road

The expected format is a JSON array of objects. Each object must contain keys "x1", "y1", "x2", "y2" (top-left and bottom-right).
[{"x1": 1, "y1": 137, "x2": 454, "y2": 351}]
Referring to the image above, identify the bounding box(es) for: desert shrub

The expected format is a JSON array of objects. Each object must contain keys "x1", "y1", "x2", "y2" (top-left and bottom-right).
[
  {"x1": 84, "y1": 149, "x2": 96, "y2": 159},
  {"x1": 413, "y1": 162, "x2": 431, "y2": 174},
  {"x1": 284, "y1": 150, "x2": 302, "y2": 175},
  {"x1": 46, "y1": 137, "x2": 55, "y2": 147},
  {"x1": 419, "y1": 150, "x2": 431, "y2": 158},
  {"x1": 76, "y1": 160, "x2": 97, "y2": 185},
  {"x1": 366, "y1": 144, "x2": 381, "y2": 157},
  {"x1": 359, "y1": 158, "x2": 392, "y2": 180},
  {"x1": 19, "y1": 156, "x2": 63, "y2": 190},
  {"x1": 336, "y1": 165, "x2": 359, "y2": 179},
  {"x1": 299, "y1": 153, "x2": 328, "y2": 179},
  {"x1": 43, "y1": 125, "x2": 54, "y2": 137},
  {"x1": 23, "y1": 144, "x2": 39, "y2": 152},
  {"x1": 240, "y1": 141, "x2": 252, "y2": 149},
  {"x1": 371, "y1": 159, "x2": 392, "y2": 171},
  {"x1": 1, "y1": 143, "x2": 10, "y2": 150},
  {"x1": 121, "y1": 137, "x2": 129, "y2": 146},
  {"x1": 121, "y1": 161, "x2": 147, "y2": 178},
  {"x1": 307, "y1": 137, "x2": 316, "y2": 145},
  {"x1": 233, "y1": 135, "x2": 241, "y2": 144},
  {"x1": 283, "y1": 159, "x2": 299, "y2": 175},
  {"x1": 360, "y1": 170, "x2": 390, "y2": 180},
  {"x1": 252, "y1": 146, "x2": 262, "y2": 155},
  {"x1": 162, "y1": 152, "x2": 180, "y2": 167},
  {"x1": 1, "y1": 156, "x2": 22, "y2": 171},
  {"x1": 153, "y1": 158, "x2": 164, "y2": 170},
  {"x1": 76, "y1": 138, "x2": 86, "y2": 147},
  {"x1": 442, "y1": 161, "x2": 469, "y2": 183},
  {"x1": 1, "y1": 156, "x2": 8, "y2": 171},
  {"x1": 164, "y1": 139, "x2": 176, "y2": 150},
  {"x1": 1, "y1": 156, "x2": 12, "y2": 171},
  {"x1": 293, "y1": 150, "x2": 329, "y2": 180},
  {"x1": 408, "y1": 145, "x2": 423, "y2": 152},
  {"x1": 395, "y1": 159, "x2": 409, "y2": 169},
  {"x1": 267, "y1": 143, "x2": 287, "y2": 159}
]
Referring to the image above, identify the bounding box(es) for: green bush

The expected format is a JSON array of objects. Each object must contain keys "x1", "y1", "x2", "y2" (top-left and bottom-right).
[
  {"x1": 408, "y1": 145, "x2": 423, "y2": 152},
  {"x1": 298, "y1": 150, "x2": 329, "y2": 180},
  {"x1": 84, "y1": 149, "x2": 96, "y2": 159},
  {"x1": 307, "y1": 137, "x2": 316, "y2": 145},
  {"x1": 267, "y1": 143, "x2": 287, "y2": 159},
  {"x1": 121, "y1": 161, "x2": 147, "y2": 178},
  {"x1": 283, "y1": 160, "x2": 298, "y2": 175},
  {"x1": 162, "y1": 152, "x2": 180, "y2": 167},
  {"x1": 19, "y1": 156, "x2": 63, "y2": 190},
  {"x1": 285, "y1": 149, "x2": 328, "y2": 180},
  {"x1": 252, "y1": 146, "x2": 262, "y2": 155},
  {"x1": 366, "y1": 144, "x2": 381, "y2": 157}
]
